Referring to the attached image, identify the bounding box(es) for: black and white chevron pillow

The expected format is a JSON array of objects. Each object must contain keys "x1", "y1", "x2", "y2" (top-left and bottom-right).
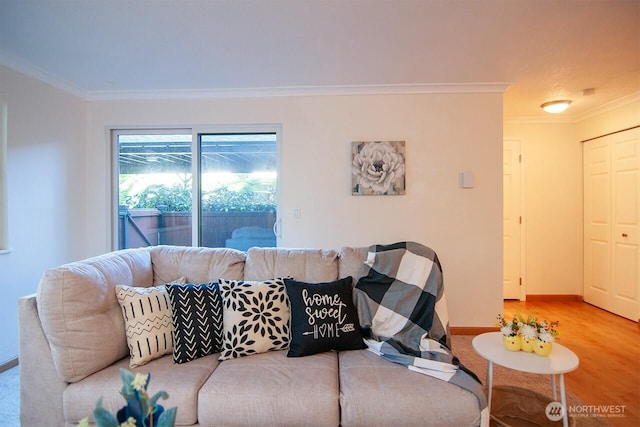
[{"x1": 165, "y1": 283, "x2": 223, "y2": 364}]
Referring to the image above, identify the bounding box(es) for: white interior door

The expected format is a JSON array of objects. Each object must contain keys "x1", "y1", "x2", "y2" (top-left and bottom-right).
[
  {"x1": 611, "y1": 129, "x2": 639, "y2": 320},
  {"x1": 583, "y1": 138, "x2": 611, "y2": 308},
  {"x1": 503, "y1": 139, "x2": 523, "y2": 300},
  {"x1": 584, "y1": 128, "x2": 640, "y2": 321}
]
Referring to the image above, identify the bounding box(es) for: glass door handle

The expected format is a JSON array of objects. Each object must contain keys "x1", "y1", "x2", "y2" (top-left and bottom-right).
[{"x1": 273, "y1": 219, "x2": 281, "y2": 238}]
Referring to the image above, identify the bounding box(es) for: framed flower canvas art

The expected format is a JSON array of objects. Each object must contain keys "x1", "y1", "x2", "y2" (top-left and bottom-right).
[{"x1": 351, "y1": 141, "x2": 405, "y2": 195}]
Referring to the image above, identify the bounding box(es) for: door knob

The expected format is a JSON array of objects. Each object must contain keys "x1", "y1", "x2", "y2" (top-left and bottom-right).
[{"x1": 622, "y1": 233, "x2": 628, "y2": 237}]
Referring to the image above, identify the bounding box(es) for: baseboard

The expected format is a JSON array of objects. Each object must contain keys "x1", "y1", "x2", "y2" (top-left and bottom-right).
[
  {"x1": 0, "y1": 357, "x2": 18, "y2": 373},
  {"x1": 450, "y1": 326, "x2": 499, "y2": 335},
  {"x1": 525, "y1": 294, "x2": 583, "y2": 302},
  {"x1": 436, "y1": 295, "x2": 583, "y2": 335}
]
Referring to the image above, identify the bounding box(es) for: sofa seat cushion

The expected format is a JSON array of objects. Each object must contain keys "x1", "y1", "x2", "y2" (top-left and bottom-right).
[
  {"x1": 339, "y1": 349, "x2": 481, "y2": 427},
  {"x1": 244, "y1": 247, "x2": 339, "y2": 282},
  {"x1": 198, "y1": 350, "x2": 340, "y2": 426},
  {"x1": 63, "y1": 354, "x2": 220, "y2": 426}
]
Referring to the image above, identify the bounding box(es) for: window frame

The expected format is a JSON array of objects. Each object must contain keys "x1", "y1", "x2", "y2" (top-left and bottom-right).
[
  {"x1": 111, "y1": 125, "x2": 282, "y2": 251},
  {"x1": 111, "y1": 128, "x2": 192, "y2": 250},
  {"x1": 0, "y1": 96, "x2": 9, "y2": 254}
]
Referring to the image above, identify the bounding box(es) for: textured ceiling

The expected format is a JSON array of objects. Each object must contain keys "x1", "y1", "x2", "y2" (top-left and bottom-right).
[{"x1": 1, "y1": 0, "x2": 638, "y2": 120}]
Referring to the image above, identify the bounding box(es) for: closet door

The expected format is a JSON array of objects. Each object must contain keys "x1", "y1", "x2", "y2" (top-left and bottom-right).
[
  {"x1": 611, "y1": 129, "x2": 639, "y2": 320},
  {"x1": 584, "y1": 138, "x2": 611, "y2": 311},
  {"x1": 584, "y1": 128, "x2": 640, "y2": 321}
]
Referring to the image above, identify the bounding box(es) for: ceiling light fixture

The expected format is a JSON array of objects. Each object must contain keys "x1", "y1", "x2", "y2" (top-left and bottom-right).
[{"x1": 541, "y1": 100, "x2": 572, "y2": 114}]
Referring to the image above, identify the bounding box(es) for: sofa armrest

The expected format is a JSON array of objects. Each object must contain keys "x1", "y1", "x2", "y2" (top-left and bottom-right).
[{"x1": 18, "y1": 294, "x2": 67, "y2": 427}]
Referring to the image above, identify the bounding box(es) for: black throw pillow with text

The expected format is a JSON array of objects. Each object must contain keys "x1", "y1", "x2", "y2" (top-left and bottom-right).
[{"x1": 284, "y1": 276, "x2": 366, "y2": 357}]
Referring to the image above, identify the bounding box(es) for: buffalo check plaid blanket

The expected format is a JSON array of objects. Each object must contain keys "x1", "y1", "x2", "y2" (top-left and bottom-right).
[{"x1": 354, "y1": 242, "x2": 488, "y2": 427}]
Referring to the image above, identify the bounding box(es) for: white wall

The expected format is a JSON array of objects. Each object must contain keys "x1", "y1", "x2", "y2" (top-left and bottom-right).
[
  {"x1": 0, "y1": 70, "x2": 505, "y2": 362},
  {"x1": 1, "y1": 67, "x2": 635, "y2": 362},
  {"x1": 0, "y1": 65, "x2": 87, "y2": 364},
  {"x1": 88, "y1": 93, "x2": 505, "y2": 327},
  {"x1": 503, "y1": 121, "x2": 583, "y2": 296}
]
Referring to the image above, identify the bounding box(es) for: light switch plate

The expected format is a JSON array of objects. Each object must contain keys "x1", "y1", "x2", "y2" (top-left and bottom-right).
[{"x1": 459, "y1": 171, "x2": 474, "y2": 188}]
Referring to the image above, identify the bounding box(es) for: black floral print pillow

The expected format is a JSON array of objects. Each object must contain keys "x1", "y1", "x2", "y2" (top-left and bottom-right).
[{"x1": 217, "y1": 278, "x2": 291, "y2": 360}]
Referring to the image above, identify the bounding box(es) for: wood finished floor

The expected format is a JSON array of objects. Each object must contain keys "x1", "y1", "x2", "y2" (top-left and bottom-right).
[{"x1": 503, "y1": 300, "x2": 639, "y2": 427}]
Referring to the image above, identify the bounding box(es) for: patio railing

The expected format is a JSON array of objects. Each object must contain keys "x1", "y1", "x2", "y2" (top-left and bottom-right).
[{"x1": 118, "y1": 208, "x2": 276, "y2": 250}]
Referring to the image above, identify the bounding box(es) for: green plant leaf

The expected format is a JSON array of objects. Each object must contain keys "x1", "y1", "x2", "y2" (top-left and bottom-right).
[
  {"x1": 125, "y1": 177, "x2": 276, "y2": 213},
  {"x1": 157, "y1": 407, "x2": 178, "y2": 427},
  {"x1": 148, "y1": 390, "x2": 169, "y2": 408},
  {"x1": 93, "y1": 397, "x2": 119, "y2": 427},
  {"x1": 119, "y1": 368, "x2": 136, "y2": 400}
]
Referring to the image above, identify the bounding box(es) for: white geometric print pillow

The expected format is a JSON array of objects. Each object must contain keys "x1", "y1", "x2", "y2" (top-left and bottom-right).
[
  {"x1": 218, "y1": 279, "x2": 291, "y2": 360},
  {"x1": 115, "y1": 285, "x2": 174, "y2": 367},
  {"x1": 165, "y1": 283, "x2": 223, "y2": 363}
]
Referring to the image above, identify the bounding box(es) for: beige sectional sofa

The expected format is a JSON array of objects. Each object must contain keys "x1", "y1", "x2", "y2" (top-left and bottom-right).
[{"x1": 18, "y1": 245, "x2": 483, "y2": 427}]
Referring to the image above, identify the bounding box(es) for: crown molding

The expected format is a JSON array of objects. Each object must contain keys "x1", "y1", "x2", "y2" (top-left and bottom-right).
[
  {"x1": 0, "y1": 55, "x2": 510, "y2": 100},
  {"x1": 85, "y1": 82, "x2": 512, "y2": 101},
  {"x1": 0, "y1": 56, "x2": 512, "y2": 100},
  {"x1": 0, "y1": 51, "x2": 87, "y2": 99},
  {"x1": 574, "y1": 91, "x2": 640, "y2": 123},
  {"x1": 505, "y1": 91, "x2": 640, "y2": 125},
  {"x1": 503, "y1": 115, "x2": 578, "y2": 125}
]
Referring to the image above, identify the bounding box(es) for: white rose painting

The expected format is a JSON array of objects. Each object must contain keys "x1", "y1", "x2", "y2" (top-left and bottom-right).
[{"x1": 351, "y1": 141, "x2": 406, "y2": 195}]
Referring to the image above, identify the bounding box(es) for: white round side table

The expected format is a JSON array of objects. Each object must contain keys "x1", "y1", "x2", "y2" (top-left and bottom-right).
[{"x1": 472, "y1": 332, "x2": 579, "y2": 427}]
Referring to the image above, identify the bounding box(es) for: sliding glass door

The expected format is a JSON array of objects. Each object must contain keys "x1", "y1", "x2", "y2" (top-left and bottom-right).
[
  {"x1": 198, "y1": 133, "x2": 277, "y2": 249},
  {"x1": 114, "y1": 130, "x2": 278, "y2": 250}
]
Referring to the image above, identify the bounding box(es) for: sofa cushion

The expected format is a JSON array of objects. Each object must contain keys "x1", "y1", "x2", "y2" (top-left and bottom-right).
[
  {"x1": 198, "y1": 350, "x2": 340, "y2": 427},
  {"x1": 150, "y1": 245, "x2": 246, "y2": 285},
  {"x1": 338, "y1": 246, "x2": 369, "y2": 283},
  {"x1": 37, "y1": 248, "x2": 153, "y2": 383},
  {"x1": 284, "y1": 277, "x2": 366, "y2": 357},
  {"x1": 165, "y1": 283, "x2": 224, "y2": 363},
  {"x1": 339, "y1": 349, "x2": 481, "y2": 427},
  {"x1": 63, "y1": 354, "x2": 219, "y2": 426},
  {"x1": 115, "y1": 285, "x2": 174, "y2": 367},
  {"x1": 218, "y1": 279, "x2": 291, "y2": 360},
  {"x1": 244, "y1": 247, "x2": 339, "y2": 282}
]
